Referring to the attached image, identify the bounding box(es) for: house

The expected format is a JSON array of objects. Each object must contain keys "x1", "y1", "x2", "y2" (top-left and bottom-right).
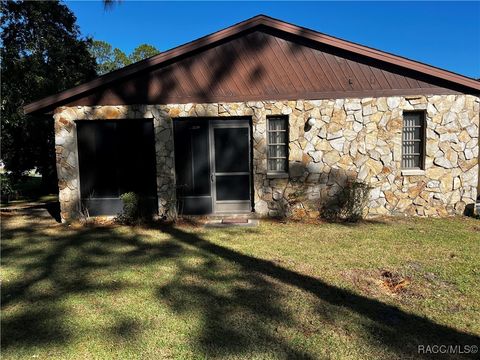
[{"x1": 24, "y1": 15, "x2": 480, "y2": 221}]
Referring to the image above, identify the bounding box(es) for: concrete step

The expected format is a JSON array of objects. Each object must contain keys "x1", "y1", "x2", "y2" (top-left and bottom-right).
[{"x1": 204, "y1": 219, "x2": 259, "y2": 228}]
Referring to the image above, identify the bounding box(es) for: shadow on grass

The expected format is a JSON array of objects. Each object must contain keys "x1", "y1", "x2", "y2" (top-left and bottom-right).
[
  {"x1": 156, "y1": 225, "x2": 479, "y2": 358},
  {"x1": 1, "y1": 212, "x2": 479, "y2": 358}
]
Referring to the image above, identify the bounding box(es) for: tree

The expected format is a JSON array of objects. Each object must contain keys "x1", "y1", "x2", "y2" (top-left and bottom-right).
[
  {"x1": 88, "y1": 41, "x2": 160, "y2": 75},
  {"x1": 129, "y1": 44, "x2": 160, "y2": 63},
  {"x1": 88, "y1": 40, "x2": 116, "y2": 75},
  {"x1": 114, "y1": 48, "x2": 131, "y2": 68},
  {"x1": 0, "y1": 0, "x2": 97, "y2": 188}
]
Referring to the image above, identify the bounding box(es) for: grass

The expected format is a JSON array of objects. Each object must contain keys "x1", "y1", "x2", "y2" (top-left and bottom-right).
[
  {"x1": 0, "y1": 195, "x2": 58, "y2": 208},
  {"x1": 1, "y1": 211, "x2": 479, "y2": 359}
]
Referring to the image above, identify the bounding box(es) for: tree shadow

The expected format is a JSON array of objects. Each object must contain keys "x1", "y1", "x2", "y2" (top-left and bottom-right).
[
  {"x1": 2, "y1": 212, "x2": 479, "y2": 358},
  {"x1": 1, "y1": 216, "x2": 174, "y2": 353},
  {"x1": 156, "y1": 224, "x2": 480, "y2": 359},
  {"x1": 44, "y1": 201, "x2": 61, "y2": 222}
]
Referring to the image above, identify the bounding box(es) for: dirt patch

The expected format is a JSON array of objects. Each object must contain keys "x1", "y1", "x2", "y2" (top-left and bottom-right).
[
  {"x1": 342, "y1": 268, "x2": 418, "y2": 301},
  {"x1": 342, "y1": 263, "x2": 461, "y2": 305},
  {"x1": 380, "y1": 270, "x2": 411, "y2": 293}
]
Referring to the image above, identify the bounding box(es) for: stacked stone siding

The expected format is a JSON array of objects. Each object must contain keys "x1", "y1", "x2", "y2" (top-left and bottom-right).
[{"x1": 54, "y1": 94, "x2": 479, "y2": 221}]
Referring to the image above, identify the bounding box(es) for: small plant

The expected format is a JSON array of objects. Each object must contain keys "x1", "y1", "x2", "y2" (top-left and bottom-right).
[
  {"x1": 116, "y1": 192, "x2": 151, "y2": 225},
  {"x1": 273, "y1": 197, "x2": 291, "y2": 219},
  {"x1": 340, "y1": 181, "x2": 372, "y2": 221},
  {"x1": 322, "y1": 181, "x2": 371, "y2": 222},
  {"x1": 78, "y1": 202, "x2": 91, "y2": 225}
]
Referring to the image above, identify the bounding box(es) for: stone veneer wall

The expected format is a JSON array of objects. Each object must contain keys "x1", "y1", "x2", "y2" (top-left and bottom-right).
[{"x1": 54, "y1": 94, "x2": 479, "y2": 221}]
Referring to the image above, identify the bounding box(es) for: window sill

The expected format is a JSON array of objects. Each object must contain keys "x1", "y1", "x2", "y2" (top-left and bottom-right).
[
  {"x1": 266, "y1": 173, "x2": 289, "y2": 179},
  {"x1": 401, "y1": 169, "x2": 425, "y2": 176}
]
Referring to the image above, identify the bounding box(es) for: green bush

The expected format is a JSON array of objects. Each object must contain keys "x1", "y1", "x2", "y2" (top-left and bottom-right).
[
  {"x1": 322, "y1": 181, "x2": 372, "y2": 222},
  {"x1": 1, "y1": 173, "x2": 17, "y2": 204},
  {"x1": 116, "y1": 192, "x2": 151, "y2": 225},
  {"x1": 0, "y1": 173, "x2": 49, "y2": 204}
]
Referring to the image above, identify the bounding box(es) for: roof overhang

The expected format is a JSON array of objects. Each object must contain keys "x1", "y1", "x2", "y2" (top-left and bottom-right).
[{"x1": 24, "y1": 15, "x2": 480, "y2": 114}]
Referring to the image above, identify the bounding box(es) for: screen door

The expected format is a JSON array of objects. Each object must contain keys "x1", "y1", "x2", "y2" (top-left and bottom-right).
[{"x1": 211, "y1": 119, "x2": 251, "y2": 213}]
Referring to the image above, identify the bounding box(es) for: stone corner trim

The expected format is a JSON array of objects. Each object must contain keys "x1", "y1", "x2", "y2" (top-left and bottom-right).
[{"x1": 54, "y1": 94, "x2": 479, "y2": 221}]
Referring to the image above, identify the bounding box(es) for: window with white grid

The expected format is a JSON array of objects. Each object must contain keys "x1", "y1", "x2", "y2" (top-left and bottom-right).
[
  {"x1": 267, "y1": 116, "x2": 288, "y2": 173},
  {"x1": 402, "y1": 112, "x2": 425, "y2": 169}
]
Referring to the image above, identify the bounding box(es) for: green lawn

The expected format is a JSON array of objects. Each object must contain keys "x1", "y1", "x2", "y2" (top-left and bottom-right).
[
  {"x1": 1, "y1": 211, "x2": 479, "y2": 359},
  {"x1": 0, "y1": 195, "x2": 58, "y2": 208}
]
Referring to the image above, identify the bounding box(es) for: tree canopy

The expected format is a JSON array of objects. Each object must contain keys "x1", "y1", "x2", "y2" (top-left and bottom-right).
[
  {"x1": 0, "y1": 0, "x2": 160, "y2": 192},
  {"x1": 129, "y1": 44, "x2": 159, "y2": 63},
  {"x1": 88, "y1": 40, "x2": 160, "y2": 75},
  {"x1": 0, "y1": 0, "x2": 97, "y2": 184}
]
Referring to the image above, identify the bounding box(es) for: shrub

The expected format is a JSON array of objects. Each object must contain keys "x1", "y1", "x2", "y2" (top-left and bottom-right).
[
  {"x1": 340, "y1": 181, "x2": 372, "y2": 221},
  {"x1": 116, "y1": 192, "x2": 151, "y2": 225},
  {"x1": 272, "y1": 183, "x2": 307, "y2": 220},
  {"x1": 322, "y1": 181, "x2": 372, "y2": 222},
  {"x1": 0, "y1": 173, "x2": 17, "y2": 204}
]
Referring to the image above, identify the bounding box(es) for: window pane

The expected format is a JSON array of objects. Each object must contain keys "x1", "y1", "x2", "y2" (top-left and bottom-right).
[
  {"x1": 402, "y1": 155, "x2": 421, "y2": 169},
  {"x1": 404, "y1": 113, "x2": 421, "y2": 127},
  {"x1": 268, "y1": 145, "x2": 277, "y2": 158},
  {"x1": 268, "y1": 145, "x2": 287, "y2": 158},
  {"x1": 216, "y1": 175, "x2": 250, "y2": 200},
  {"x1": 403, "y1": 142, "x2": 413, "y2": 154},
  {"x1": 402, "y1": 141, "x2": 421, "y2": 155},
  {"x1": 268, "y1": 131, "x2": 286, "y2": 144},
  {"x1": 268, "y1": 159, "x2": 286, "y2": 172},
  {"x1": 409, "y1": 126, "x2": 421, "y2": 140},
  {"x1": 214, "y1": 127, "x2": 249, "y2": 173},
  {"x1": 403, "y1": 127, "x2": 421, "y2": 141},
  {"x1": 413, "y1": 141, "x2": 421, "y2": 154},
  {"x1": 268, "y1": 118, "x2": 286, "y2": 131},
  {"x1": 277, "y1": 145, "x2": 287, "y2": 157}
]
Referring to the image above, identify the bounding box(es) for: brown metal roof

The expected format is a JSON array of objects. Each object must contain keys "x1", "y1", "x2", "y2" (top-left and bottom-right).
[{"x1": 24, "y1": 15, "x2": 480, "y2": 114}]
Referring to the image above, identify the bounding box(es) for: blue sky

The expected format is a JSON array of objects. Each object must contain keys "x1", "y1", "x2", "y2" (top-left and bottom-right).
[{"x1": 66, "y1": 1, "x2": 480, "y2": 78}]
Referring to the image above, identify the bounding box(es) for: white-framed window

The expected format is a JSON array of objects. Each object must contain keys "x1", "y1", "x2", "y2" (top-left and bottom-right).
[{"x1": 267, "y1": 116, "x2": 288, "y2": 173}]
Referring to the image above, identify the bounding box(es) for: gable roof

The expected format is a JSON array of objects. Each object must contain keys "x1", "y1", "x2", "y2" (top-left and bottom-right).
[{"x1": 24, "y1": 15, "x2": 480, "y2": 114}]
